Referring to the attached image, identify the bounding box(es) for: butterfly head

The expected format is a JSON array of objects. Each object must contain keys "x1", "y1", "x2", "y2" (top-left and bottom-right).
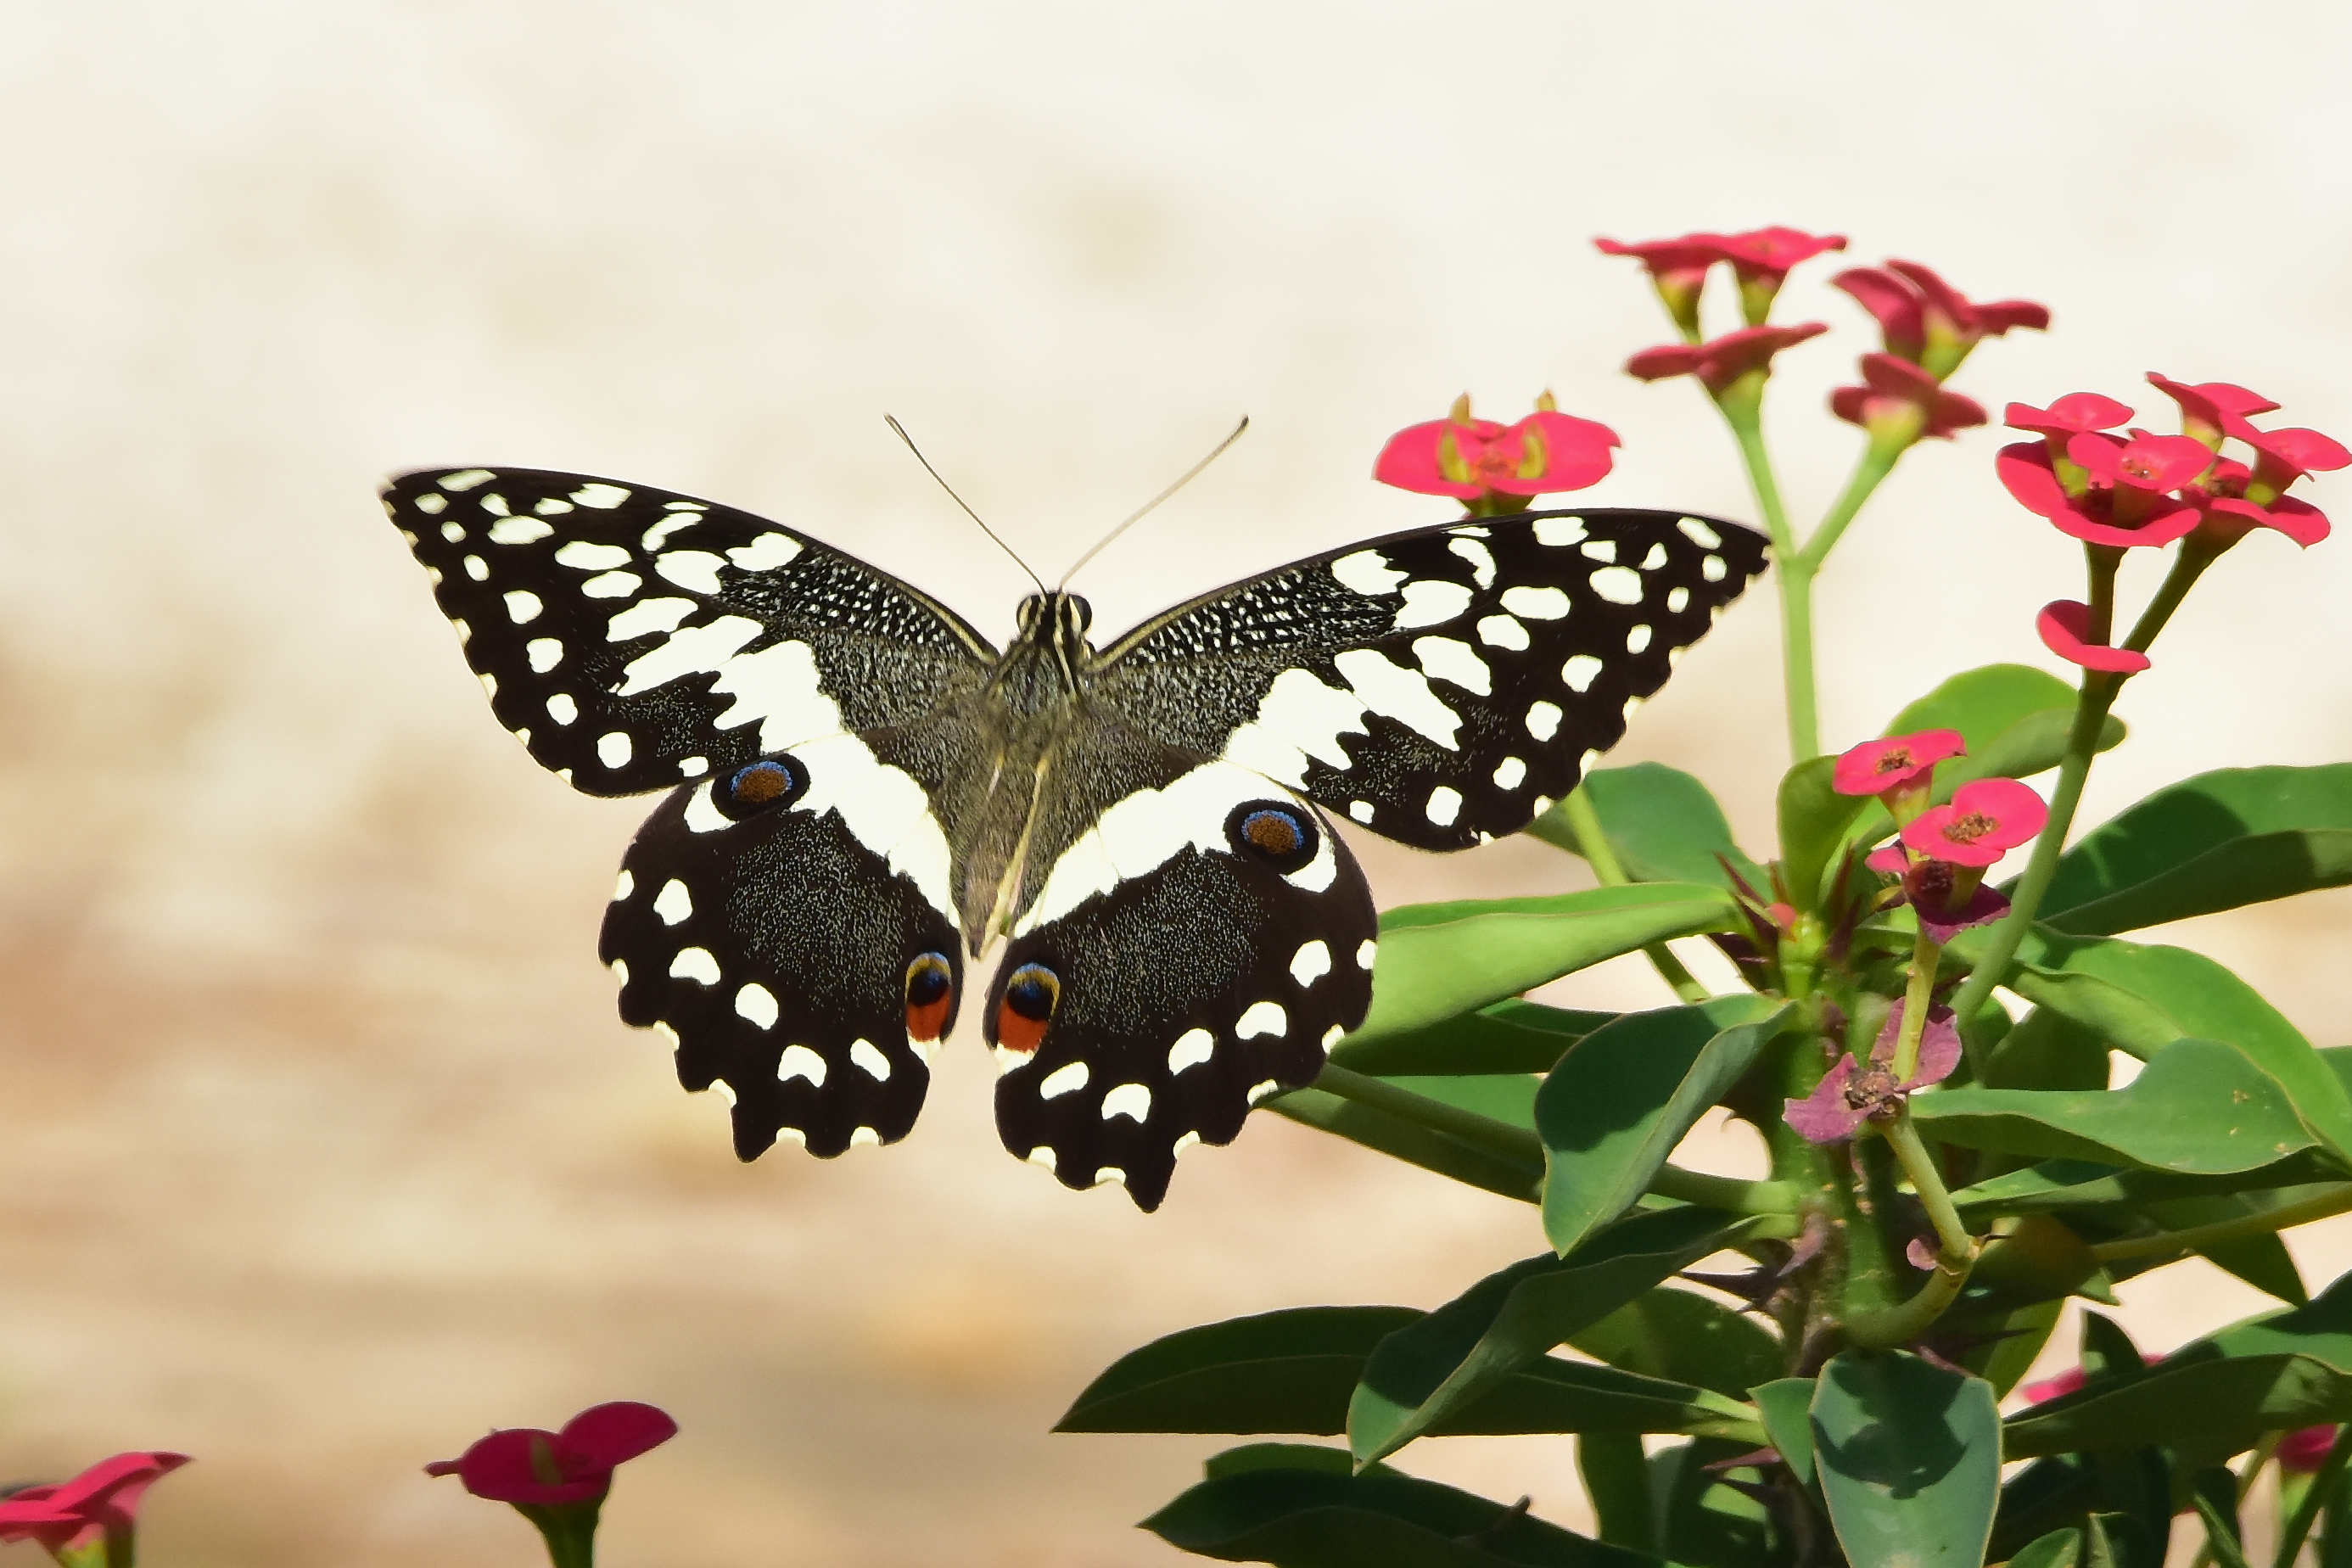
[{"x1": 1015, "y1": 591, "x2": 1093, "y2": 644}]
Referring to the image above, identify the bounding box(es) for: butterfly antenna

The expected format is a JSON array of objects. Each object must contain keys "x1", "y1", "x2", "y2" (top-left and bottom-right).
[
  {"x1": 884, "y1": 414, "x2": 1048, "y2": 595},
  {"x1": 1058, "y1": 416, "x2": 1250, "y2": 589}
]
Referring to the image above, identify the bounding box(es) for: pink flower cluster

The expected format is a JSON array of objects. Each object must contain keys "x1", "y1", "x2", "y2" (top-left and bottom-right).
[
  {"x1": 2000, "y1": 375, "x2": 2347, "y2": 672},
  {"x1": 1601, "y1": 226, "x2": 1845, "y2": 397},
  {"x1": 1836, "y1": 730, "x2": 2047, "y2": 942},
  {"x1": 0, "y1": 1451, "x2": 188, "y2": 1567}
]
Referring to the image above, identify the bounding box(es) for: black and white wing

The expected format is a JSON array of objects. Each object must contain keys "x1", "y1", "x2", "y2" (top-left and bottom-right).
[
  {"x1": 987, "y1": 736, "x2": 1376, "y2": 1212},
  {"x1": 386, "y1": 467, "x2": 991, "y2": 1162},
  {"x1": 382, "y1": 467, "x2": 994, "y2": 794},
  {"x1": 1089, "y1": 508, "x2": 1767, "y2": 847}
]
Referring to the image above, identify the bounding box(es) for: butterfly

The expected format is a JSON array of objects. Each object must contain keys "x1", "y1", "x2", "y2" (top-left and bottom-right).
[{"x1": 384, "y1": 463, "x2": 1765, "y2": 1209}]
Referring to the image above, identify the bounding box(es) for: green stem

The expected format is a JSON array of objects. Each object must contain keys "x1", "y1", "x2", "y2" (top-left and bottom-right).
[
  {"x1": 2089, "y1": 1184, "x2": 2352, "y2": 1265},
  {"x1": 1311, "y1": 1063, "x2": 1545, "y2": 1169},
  {"x1": 2123, "y1": 539, "x2": 2221, "y2": 652},
  {"x1": 1842, "y1": 1238, "x2": 1974, "y2": 1350},
  {"x1": 1942, "y1": 673, "x2": 2119, "y2": 1029},
  {"x1": 1560, "y1": 786, "x2": 1709, "y2": 1004},
  {"x1": 1890, "y1": 928, "x2": 1943, "y2": 1082},
  {"x1": 2271, "y1": 1424, "x2": 2352, "y2": 1568},
  {"x1": 1647, "y1": 1162, "x2": 1799, "y2": 1214},
  {"x1": 1882, "y1": 1114, "x2": 1972, "y2": 1263},
  {"x1": 1792, "y1": 441, "x2": 1905, "y2": 574},
  {"x1": 1722, "y1": 400, "x2": 1817, "y2": 761}
]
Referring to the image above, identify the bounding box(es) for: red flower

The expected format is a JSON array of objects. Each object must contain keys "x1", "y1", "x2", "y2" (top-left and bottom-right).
[
  {"x1": 1373, "y1": 394, "x2": 1619, "y2": 507},
  {"x1": 0, "y1": 1451, "x2": 189, "y2": 1564},
  {"x1": 2037, "y1": 600, "x2": 2152, "y2": 674},
  {"x1": 2190, "y1": 423, "x2": 2344, "y2": 549},
  {"x1": 1784, "y1": 1001, "x2": 1961, "y2": 1145},
  {"x1": 2243, "y1": 425, "x2": 2352, "y2": 491},
  {"x1": 1901, "y1": 777, "x2": 2049, "y2": 867},
  {"x1": 2201, "y1": 494, "x2": 2332, "y2": 548},
  {"x1": 1996, "y1": 442, "x2": 2202, "y2": 549},
  {"x1": 1832, "y1": 260, "x2": 2049, "y2": 378},
  {"x1": 1716, "y1": 226, "x2": 1846, "y2": 322},
  {"x1": 2279, "y1": 1425, "x2": 2342, "y2": 1473},
  {"x1": 1595, "y1": 232, "x2": 1728, "y2": 337},
  {"x1": 1626, "y1": 322, "x2": 1827, "y2": 396},
  {"x1": 1832, "y1": 729, "x2": 1965, "y2": 799},
  {"x1": 1831, "y1": 353, "x2": 1988, "y2": 445},
  {"x1": 427, "y1": 1402, "x2": 677, "y2": 1508},
  {"x1": 2147, "y1": 372, "x2": 2278, "y2": 446},
  {"x1": 2065, "y1": 430, "x2": 2215, "y2": 495},
  {"x1": 2006, "y1": 393, "x2": 2135, "y2": 442}
]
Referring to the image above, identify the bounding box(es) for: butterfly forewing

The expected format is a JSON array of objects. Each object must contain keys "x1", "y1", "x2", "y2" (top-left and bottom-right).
[
  {"x1": 382, "y1": 467, "x2": 994, "y2": 794},
  {"x1": 1091, "y1": 508, "x2": 1767, "y2": 848}
]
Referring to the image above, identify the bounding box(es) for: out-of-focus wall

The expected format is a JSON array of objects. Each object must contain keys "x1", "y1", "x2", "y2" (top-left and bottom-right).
[{"x1": 3, "y1": 3, "x2": 2348, "y2": 1562}]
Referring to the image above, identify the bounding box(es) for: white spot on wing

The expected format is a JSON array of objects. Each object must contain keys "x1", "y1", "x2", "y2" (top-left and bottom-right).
[
  {"x1": 440, "y1": 468, "x2": 495, "y2": 491},
  {"x1": 488, "y1": 516, "x2": 553, "y2": 545},
  {"x1": 727, "y1": 534, "x2": 803, "y2": 571},
  {"x1": 1627, "y1": 624, "x2": 1653, "y2": 653},
  {"x1": 1357, "y1": 939, "x2": 1377, "y2": 971},
  {"x1": 607, "y1": 596, "x2": 696, "y2": 641},
  {"x1": 849, "y1": 1039, "x2": 892, "y2": 1081},
  {"x1": 849, "y1": 1126, "x2": 882, "y2": 1148},
  {"x1": 776, "y1": 1044, "x2": 826, "y2": 1085},
  {"x1": 1393, "y1": 579, "x2": 1473, "y2": 630},
  {"x1": 1592, "y1": 566, "x2": 1644, "y2": 604},
  {"x1": 613, "y1": 870, "x2": 635, "y2": 901},
  {"x1": 462, "y1": 555, "x2": 489, "y2": 581},
  {"x1": 1101, "y1": 1083, "x2": 1151, "y2": 1123},
  {"x1": 1476, "y1": 613, "x2": 1530, "y2": 651},
  {"x1": 735, "y1": 983, "x2": 778, "y2": 1029},
  {"x1": 1220, "y1": 667, "x2": 1368, "y2": 788},
  {"x1": 1246, "y1": 1080, "x2": 1282, "y2": 1105},
  {"x1": 1677, "y1": 517, "x2": 1722, "y2": 548},
  {"x1": 1533, "y1": 515, "x2": 1587, "y2": 547},
  {"x1": 1526, "y1": 701, "x2": 1563, "y2": 741},
  {"x1": 414, "y1": 491, "x2": 448, "y2": 515},
  {"x1": 1168, "y1": 1028, "x2": 1215, "y2": 1073},
  {"x1": 597, "y1": 731, "x2": 634, "y2": 768},
  {"x1": 1500, "y1": 585, "x2": 1570, "y2": 620},
  {"x1": 527, "y1": 637, "x2": 564, "y2": 672},
  {"x1": 654, "y1": 550, "x2": 727, "y2": 594},
  {"x1": 1493, "y1": 756, "x2": 1526, "y2": 790},
  {"x1": 641, "y1": 514, "x2": 698, "y2": 550},
  {"x1": 504, "y1": 590, "x2": 543, "y2": 624},
  {"x1": 1025, "y1": 1145, "x2": 1057, "y2": 1173},
  {"x1": 1039, "y1": 1061, "x2": 1089, "y2": 1100},
  {"x1": 570, "y1": 483, "x2": 630, "y2": 509},
  {"x1": 439, "y1": 521, "x2": 466, "y2": 543},
  {"x1": 546, "y1": 693, "x2": 577, "y2": 725},
  {"x1": 669, "y1": 946, "x2": 720, "y2": 984},
  {"x1": 1448, "y1": 536, "x2": 1497, "y2": 587},
  {"x1": 581, "y1": 569, "x2": 641, "y2": 598},
  {"x1": 1562, "y1": 653, "x2": 1604, "y2": 693},
  {"x1": 1322, "y1": 1023, "x2": 1346, "y2": 1049},
  {"x1": 1290, "y1": 940, "x2": 1331, "y2": 986},
  {"x1": 1237, "y1": 1000, "x2": 1288, "y2": 1039},
  {"x1": 1703, "y1": 555, "x2": 1728, "y2": 583},
  {"x1": 1412, "y1": 636, "x2": 1491, "y2": 696},
  {"x1": 554, "y1": 540, "x2": 632, "y2": 571},
  {"x1": 1668, "y1": 585, "x2": 1691, "y2": 613},
  {"x1": 1581, "y1": 538, "x2": 1617, "y2": 564},
  {"x1": 1348, "y1": 801, "x2": 1375, "y2": 824},
  {"x1": 1426, "y1": 785, "x2": 1464, "y2": 826},
  {"x1": 1330, "y1": 548, "x2": 1404, "y2": 596},
  {"x1": 653, "y1": 878, "x2": 692, "y2": 925},
  {"x1": 1333, "y1": 648, "x2": 1462, "y2": 749}
]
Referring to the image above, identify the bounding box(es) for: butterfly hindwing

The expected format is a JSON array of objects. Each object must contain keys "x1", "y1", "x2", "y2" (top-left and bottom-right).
[
  {"x1": 988, "y1": 758, "x2": 1375, "y2": 1211},
  {"x1": 1091, "y1": 508, "x2": 1767, "y2": 848},
  {"x1": 596, "y1": 733, "x2": 965, "y2": 1157},
  {"x1": 383, "y1": 467, "x2": 994, "y2": 796}
]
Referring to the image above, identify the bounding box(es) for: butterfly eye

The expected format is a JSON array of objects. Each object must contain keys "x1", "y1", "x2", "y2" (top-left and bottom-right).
[
  {"x1": 904, "y1": 951, "x2": 955, "y2": 1043},
  {"x1": 1225, "y1": 802, "x2": 1319, "y2": 875},
  {"x1": 995, "y1": 962, "x2": 1061, "y2": 1056},
  {"x1": 716, "y1": 756, "x2": 807, "y2": 820}
]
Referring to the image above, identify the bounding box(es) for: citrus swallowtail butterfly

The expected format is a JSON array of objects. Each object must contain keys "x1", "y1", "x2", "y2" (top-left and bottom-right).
[{"x1": 385, "y1": 465, "x2": 1764, "y2": 1209}]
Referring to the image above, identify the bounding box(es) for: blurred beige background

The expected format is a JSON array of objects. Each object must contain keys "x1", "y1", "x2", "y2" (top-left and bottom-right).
[{"x1": 4, "y1": 2, "x2": 2352, "y2": 1563}]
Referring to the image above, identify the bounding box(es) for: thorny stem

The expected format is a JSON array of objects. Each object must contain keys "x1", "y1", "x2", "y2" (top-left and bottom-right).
[
  {"x1": 1560, "y1": 786, "x2": 1710, "y2": 1005},
  {"x1": 2089, "y1": 1184, "x2": 2352, "y2": 1265}
]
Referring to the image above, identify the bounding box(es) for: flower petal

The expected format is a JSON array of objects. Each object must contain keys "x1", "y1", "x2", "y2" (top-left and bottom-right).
[
  {"x1": 559, "y1": 1402, "x2": 680, "y2": 1471},
  {"x1": 2006, "y1": 393, "x2": 2135, "y2": 438},
  {"x1": 1488, "y1": 411, "x2": 1618, "y2": 495},
  {"x1": 1784, "y1": 1056, "x2": 1868, "y2": 1145},
  {"x1": 1830, "y1": 266, "x2": 1925, "y2": 360},
  {"x1": 1832, "y1": 729, "x2": 1965, "y2": 797},
  {"x1": 2037, "y1": 600, "x2": 2153, "y2": 675},
  {"x1": 1373, "y1": 419, "x2": 1483, "y2": 499}
]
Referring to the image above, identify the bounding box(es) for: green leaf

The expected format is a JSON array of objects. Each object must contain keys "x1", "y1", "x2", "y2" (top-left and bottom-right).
[
  {"x1": 1810, "y1": 1352, "x2": 2001, "y2": 1568},
  {"x1": 1910, "y1": 1037, "x2": 2317, "y2": 1175},
  {"x1": 1349, "y1": 1207, "x2": 1766, "y2": 1464},
  {"x1": 1751, "y1": 1377, "x2": 1818, "y2": 1489},
  {"x1": 2006, "y1": 1528, "x2": 2084, "y2": 1568},
  {"x1": 1269, "y1": 1089, "x2": 1540, "y2": 1203},
  {"x1": 1529, "y1": 764, "x2": 1767, "y2": 890},
  {"x1": 1576, "y1": 1434, "x2": 1655, "y2": 1556},
  {"x1": 1203, "y1": 1442, "x2": 1405, "y2": 1481},
  {"x1": 1952, "y1": 1160, "x2": 2343, "y2": 1219},
  {"x1": 1953, "y1": 924, "x2": 2352, "y2": 1168},
  {"x1": 2188, "y1": 1467, "x2": 2251, "y2": 1568},
  {"x1": 1329, "y1": 1001, "x2": 1612, "y2": 1076},
  {"x1": 1058, "y1": 1306, "x2": 1421, "y2": 1434},
  {"x1": 1566, "y1": 1285, "x2": 1784, "y2": 1399},
  {"x1": 2137, "y1": 1193, "x2": 2308, "y2": 1303},
  {"x1": 2005, "y1": 1271, "x2": 2352, "y2": 1463},
  {"x1": 1537, "y1": 996, "x2": 1789, "y2": 1256},
  {"x1": 1352, "y1": 885, "x2": 1738, "y2": 1047},
  {"x1": 1143, "y1": 1450, "x2": 1679, "y2": 1567},
  {"x1": 1777, "y1": 753, "x2": 1857, "y2": 912},
  {"x1": 1648, "y1": 1439, "x2": 1775, "y2": 1567},
  {"x1": 2035, "y1": 764, "x2": 2352, "y2": 935}
]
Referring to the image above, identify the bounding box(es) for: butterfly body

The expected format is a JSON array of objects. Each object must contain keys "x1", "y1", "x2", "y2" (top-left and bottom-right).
[{"x1": 385, "y1": 464, "x2": 1765, "y2": 1208}]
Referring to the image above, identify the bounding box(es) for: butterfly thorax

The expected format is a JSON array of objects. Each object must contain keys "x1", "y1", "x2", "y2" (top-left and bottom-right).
[{"x1": 944, "y1": 591, "x2": 1106, "y2": 949}]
